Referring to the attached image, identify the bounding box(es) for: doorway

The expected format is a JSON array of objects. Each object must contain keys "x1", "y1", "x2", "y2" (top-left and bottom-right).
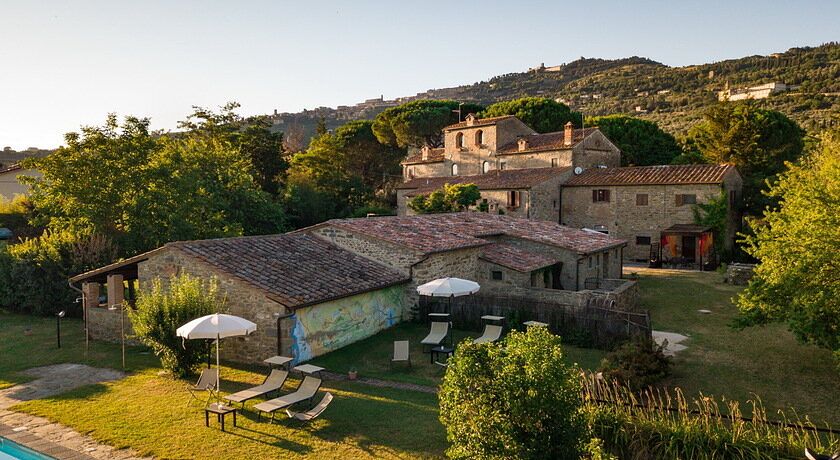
[{"x1": 682, "y1": 236, "x2": 696, "y2": 262}]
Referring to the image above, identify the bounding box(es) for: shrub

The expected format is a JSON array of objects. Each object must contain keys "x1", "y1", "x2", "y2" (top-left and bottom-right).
[
  {"x1": 599, "y1": 336, "x2": 671, "y2": 390},
  {"x1": 439, "y1": 327, "x2": 588, "y2": 459},
  {"x1": 129, "y1": 273, "x2": 219, "y2": 377}
]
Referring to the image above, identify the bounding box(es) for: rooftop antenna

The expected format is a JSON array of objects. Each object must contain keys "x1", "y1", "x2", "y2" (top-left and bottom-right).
[{"x1": 453, "y1": 102, "x2": 464, "y2": 122}]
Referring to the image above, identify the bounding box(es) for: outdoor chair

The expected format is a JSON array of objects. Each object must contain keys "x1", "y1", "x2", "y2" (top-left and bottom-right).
[
  {"x1": 391, "y1": 340, "x2": 411, "y2": 368},
  {"x1": 187, "y1": 368, "x2": 219, "y2": 405},
  {"x1": 223, "y1": 369, "x2": 288, "y2": 407},
  {"x1": 473, "y1": 324, "x2": 503, "y2": 344},
  {"x1": 254, "y1": 375, "x2": 323, "y2": 422},
  {"x1": 421, "y1": 321, "x2": 449, "y2": 350},
  {"x1": 285, "y1": 392, "x2": 334, "y2": 422}
]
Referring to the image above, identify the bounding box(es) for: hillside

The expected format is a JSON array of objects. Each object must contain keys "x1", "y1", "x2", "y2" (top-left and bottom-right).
[{"x1": 270, "y1": 43, "x2": 840, "y2": 149}]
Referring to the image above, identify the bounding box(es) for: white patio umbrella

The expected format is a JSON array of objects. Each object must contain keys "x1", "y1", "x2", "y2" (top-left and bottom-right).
[
  {"x1": 176, "y1": 313, "x2": 256, "y2": 393},
  {"x1": 417, "y1": 277, "x2": 480, "y2": 314}
]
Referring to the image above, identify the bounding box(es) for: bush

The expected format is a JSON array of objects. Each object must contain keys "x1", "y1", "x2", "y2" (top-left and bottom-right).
[
  {"x1": 129, "y1": 273, "x2": 219, "y2": 377},
  {"x1": 0, "y1": 230, "x2": 117, "y2": 316},
  {"x1": 439, "y1": 327, "x2": 588, "y2": 459},
  {"x1": 599, "y1": 336, "x2": 671, "y2": 390}
]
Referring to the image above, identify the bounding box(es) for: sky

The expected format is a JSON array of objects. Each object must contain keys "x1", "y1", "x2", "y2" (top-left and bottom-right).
[{"x1": 1, "y1": 1, "x2": 838, "y2": 149}]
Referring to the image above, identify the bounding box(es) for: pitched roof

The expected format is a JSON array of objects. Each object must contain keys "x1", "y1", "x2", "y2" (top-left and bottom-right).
[
  {"x1": 564, "y1": 164, "x2": 737, "y2": 186},
  {"x1": 73, "y1": 233, "x2": 410, "y2": 309},
  {"x1": 443, "y1": 115, "x2": 517, "y2": 131},
  {"x1": 401, "y1": 148, "x2": 445, "y2": 165},
  {"x1": 0, "y1": 164, "x2": 22, "y2": 175},
  {"x1": 397, "y1": 167, "x2": 570, "y2": 194},
  {"x1": 497, "y1": 127, "x2": 599, "y2": 154},
  {"x1": 315, "y1": 212, "x2": 626, "y2": 256},
  {"x1": 479, "y1": 242, "x2": 558, "y2": 272}
]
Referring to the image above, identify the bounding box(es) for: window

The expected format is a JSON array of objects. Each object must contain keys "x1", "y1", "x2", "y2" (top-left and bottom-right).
[
  {"x1": 636, "y1": 193, "x2": 649, "y2": 206},
  {"x1": 592, "y1": 189, "x2": 610, "y2": 202},
  {"x1": 455, "y1": 132, "x2": 464, "y2": 148},
  {"x1": 451, "y1": 163, "x2": 458, "y2": 176},
  {"x1": 507, "y1": 190, "x2": 520, "y2": 208},
  {"x1": 499, "y1": 161, "x2": 507, "y2": 170},
  {"x1": 552, "y1": 199, "x2": 557, "y2": 209},
  {"x1": 482, "y1": 161, "x2": 490, "y2": 174},
  {"x1": 675, "y1": 193, "x2": 697, "y2": 206},
  {"x1": 551, "y1": 158, "x2": 559, "y2": 168},
  {"x1": 588, "y1": 256, "x2": 593, "y2": 268},
  {"x1": 636, "y1": 236, "x2": 652, "y2": 245},
  {"x1": 475, "y1": 130, "x2": 484, "y2": 146},
  {"x1": 491, "y1": 270, "x2": 503, "y2": 280}
]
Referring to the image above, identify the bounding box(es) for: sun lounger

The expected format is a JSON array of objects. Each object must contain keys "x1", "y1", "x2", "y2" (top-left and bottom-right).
[
  {"x1": 254, "y1": 375, "x2": 322, "y2": 422},
  {"x1": 286, "y1": 392, "x2": 333, "y2": 422},
  {"x1": 187, "y1": 368, "x2": 218, "y2": 405},
  {"x1": 224, "y1": 369, "x2": 288, "y2": 407},
  {"x1": 473, "y1": 324, "x2": 503, "y2": 344},
  {"x1": 421, "y1": 321, "x2": 449, "y2": 348},
  {"x1": 391, "y1": 340, "x2": 411, "y2": 368}
]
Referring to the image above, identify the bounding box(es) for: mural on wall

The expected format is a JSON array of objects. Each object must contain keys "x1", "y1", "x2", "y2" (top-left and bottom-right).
[{"x1": 290, "y1": 285, "x2": 405, "y2": 362}]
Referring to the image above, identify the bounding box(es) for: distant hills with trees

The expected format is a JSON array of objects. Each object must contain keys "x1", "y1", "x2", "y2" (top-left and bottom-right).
[{"x1": 271, "y1": 43, "x2": 839, "y2": 150}]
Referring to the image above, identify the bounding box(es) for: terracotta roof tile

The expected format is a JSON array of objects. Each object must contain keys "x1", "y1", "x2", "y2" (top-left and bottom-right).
[
  {"x1": 170, "y1": 233, "x2": 409, "y2": 308},
  {"x1": 319, "y1": 213, "x2": 626, "y2": 255},
  {"x1": 397, "y1": 167, "x2": 570, "y2": 194},
  {"x1": 497, "y1": 127, "x2": 599, "y2": 154},
  {"x1": 443, "y1": 115, "x2": 517, "y2": 131},
  {"x1": 564, "y1": 164, "x2": 737, "y2": 186},
  {"x1": 401, "y1": 148, "x2": 445, "y2": 165},
  {"x1": 480, "y1": 242, "x2": 558, "y2": 272}
]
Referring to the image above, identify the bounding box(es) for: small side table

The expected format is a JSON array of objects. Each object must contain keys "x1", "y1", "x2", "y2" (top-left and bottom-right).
[
  {"x1": 205, "y1": 403, "x2": 237, "y2": 432},
  {"x1": 430, "y1": 346, "x2": 454, "y2": 364}
]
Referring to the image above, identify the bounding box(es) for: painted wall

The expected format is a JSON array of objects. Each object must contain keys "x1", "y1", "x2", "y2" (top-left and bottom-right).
[{"x1": 290, "y1": 284, "x2": 406, "y2": 362}]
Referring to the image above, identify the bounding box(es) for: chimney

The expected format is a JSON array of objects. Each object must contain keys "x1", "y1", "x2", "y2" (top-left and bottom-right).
[
  {"x1": 465, "y1": 113, "x2": 476, "y2": 126},
  {"x1": 517, "y1": 137, "x2": 528, "y2": 152},
  {"x1": 564, "y1": 121, "x2": 574, "y2": 146},
  {"x1": 421, "y1": 146, "x2": 429, "y2": 161}
]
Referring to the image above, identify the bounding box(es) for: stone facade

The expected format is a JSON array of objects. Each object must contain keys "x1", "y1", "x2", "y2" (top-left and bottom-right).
[{"x1": 561, "y1": 170, "x2": 742, "y2": 261}]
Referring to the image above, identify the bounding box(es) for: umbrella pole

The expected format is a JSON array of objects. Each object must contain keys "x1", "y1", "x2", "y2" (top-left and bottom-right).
[{"x1": 216, "y1": 333, "x2": 220, "y2": 397}]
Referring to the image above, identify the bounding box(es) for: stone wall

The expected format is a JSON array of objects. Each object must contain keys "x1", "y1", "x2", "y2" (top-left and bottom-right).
[
  {"x1": 0, "y1": 168, "x2": 41, "y2": 200},
  {"x1": 311, "y1": 226, "x2": 421, "y2": 274},
  {"x1": 405, "y1": 247, "x2": 482, "y2": 311},
  {"x1": 403, "y1": 161, "x2": 448, "y2": 180},
  {"x1": 571, "y1": 131, "x2": 622, "y2": 168},
  {"x1": 562, "y1": 180, "x2": 740, "y2": 261},
  {"x1": 725, "y1": 263, "x2": 756, "y2": 285},
  {"x1": 86, "y1": 306, "x2": 139, "y2": 345}
]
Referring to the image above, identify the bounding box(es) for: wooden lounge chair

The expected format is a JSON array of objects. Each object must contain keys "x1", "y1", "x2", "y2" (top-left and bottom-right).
[
  {"x1": 224, "y1": 369, "x2": 288, "y2": 407},
  {"x1": 421, "y1": 321, "x2": 449, "y2": 349},
  {"x1": 254, "y1": 375, "x2": 322, "y2": 422},
  {"x1": 473, "y1": 324, "x2": 503, "y2": 344},
  {"x1": 187, "y1": 368, "x2": 218, "y2": 405},
  {"x1": 286, "y1": 392, "x2": 333, "y2": 422},
  {"x1": 391, "y1": 340, "x2": 411, "y2": 368}
]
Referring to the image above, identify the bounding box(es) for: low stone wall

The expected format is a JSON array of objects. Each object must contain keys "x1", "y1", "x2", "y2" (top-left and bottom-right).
[
  {"x1": 86, "y1": 307, "x2": 139, "y2": 345},
  {"x1": 590, "y1": 278, "x2": 640, "y2": 311},
  {"x1": 725, "y1": 263, "x2": 756, "y2": 286}
]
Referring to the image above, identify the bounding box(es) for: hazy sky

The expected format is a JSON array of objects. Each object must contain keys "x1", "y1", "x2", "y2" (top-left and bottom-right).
[{"x1": 1, "y1": 1, "x2": 838, "y2": 149}]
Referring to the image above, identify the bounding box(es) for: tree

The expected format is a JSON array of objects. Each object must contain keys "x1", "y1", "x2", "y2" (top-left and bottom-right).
[
  {"x1": 129, "y1": 273, "x2": 219, "y2": 377},
  {"x1": 407, "y1": 184, "x2": 481, "y2": 214},
  {"x1": 692, "y1": 191, "x2": 729, "y2": 255},
  {"x1": 332, "y1": 120, "x2": 404, "y2": 194},
  {"x1": 373, "y1": 100, "x2": 484, "y2": 148},
  {"x1": 587, "y1": 115, "x2": 682, "y2": 166},
  {"x1": 687, "y1": 103, "x2": 805, "y2": 214},
  {"x1": 481, "y1": 97, "x2": 582, "y2": 133},
  {"x1": 735, "y1": 130, "x2": 840, "y2": 369},
  {"x1": 439, "y1": 327, "x2": 588, "y2": 459}
]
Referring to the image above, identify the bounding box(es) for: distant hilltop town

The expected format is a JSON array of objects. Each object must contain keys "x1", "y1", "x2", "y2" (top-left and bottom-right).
[{"x1": 0, "y1": 146, "x2": 52, "y2": 169}]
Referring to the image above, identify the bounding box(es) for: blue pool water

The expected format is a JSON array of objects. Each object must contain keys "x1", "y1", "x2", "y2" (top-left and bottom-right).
[{"x1": 0, "y1": 437, "x2": 54, "y2": 460}]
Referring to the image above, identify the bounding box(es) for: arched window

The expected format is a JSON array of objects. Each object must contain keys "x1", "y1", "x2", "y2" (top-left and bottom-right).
[
  {"x1": 482, "y1": 161, "x2": 490, "y2": 174},
  {"x1": 475, "y1": 130, "x2": 484, "y2": 146},
  {"x1": 451, "y1": 163, "x2": 459, "y2": 176},
  {"x1": 455, "y1": 132, "x2": 464, "y2": 148}
]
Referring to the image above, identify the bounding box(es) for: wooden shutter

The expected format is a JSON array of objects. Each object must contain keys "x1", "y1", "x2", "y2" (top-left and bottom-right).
[
  {"x1": 605, "y1": 190, "x2": 610, "y2": 202},
  {"x1": 592, "y1": 190, "x2": 598, "y2": 202},
  {"x1": 675, "y1": 194, "x2": 683, "y2": 206}
]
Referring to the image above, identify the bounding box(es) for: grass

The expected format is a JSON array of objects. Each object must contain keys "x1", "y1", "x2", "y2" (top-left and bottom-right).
[
  {"x1": 631, "y1": 266, "x2": 840, "y2": 426},
  {"x1": 309, "y1": 322, "x2": 606, "y2": 387}
]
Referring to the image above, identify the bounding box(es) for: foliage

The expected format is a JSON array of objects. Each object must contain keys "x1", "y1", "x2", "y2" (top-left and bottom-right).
[
  {"x1": 372, "y1": 100, "x2": 484, "y2": 148},
  {"x1": 0, "y1": 195, "x2": 40, "y2": 240},
  {"x1": 129, "y1": 273, "x2": 219, "y2": 377},
  {"x1": 736, "y1": 130, "x2": 840, "y2": 368},
  {"x1": 406, "y1": 183, "x2": 481, "y2": 214},
  {"x1": 598, "y1": 336, "x2": 671, "y2": 390},
  {"x1": 482, "y1": 97, "x2": 582, "y2": 133},
  {"x1": 439, "y1": 327, "x2": 588, "y2": 459},
  {"x1": 587, "y1": 115, "x2": 682, "y2": 166},
  {"x1": 582, "y1": 375, "x2": 839, "y2": 459},
  {"x1": 0, "y1": 229, "x2": 118, "y2": 316},
  {"x1": 692, "y1": 191, "x2": 729, "y2": 254},
  {"x1": 25, "y1": 111, "x2": 286, "y2": 256},
  {"x1": 687, "y1": 102, "x2": 805, "y2": 214}
]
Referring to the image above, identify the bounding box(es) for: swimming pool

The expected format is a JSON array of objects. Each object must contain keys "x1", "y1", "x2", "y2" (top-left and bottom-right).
[{"x1": 0, "y1": 437, "x2": 54, "y2": 460}]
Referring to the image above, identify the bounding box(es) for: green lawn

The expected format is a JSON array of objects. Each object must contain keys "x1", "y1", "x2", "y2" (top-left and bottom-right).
[
  {"x1": 309, "y1": 322, "x2": 606, "y2": 387},
  {"x1": 632, "y1": 266, "x2": 840, "y2": 426}
]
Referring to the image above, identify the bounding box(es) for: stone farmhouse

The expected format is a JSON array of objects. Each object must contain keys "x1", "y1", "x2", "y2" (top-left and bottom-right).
[
  {"x1": 72, "y1": 213, "x2": 634, "y2": 365},
  {"x1": 397, "y1": 114, "x2": 743, "y2": 264}
]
